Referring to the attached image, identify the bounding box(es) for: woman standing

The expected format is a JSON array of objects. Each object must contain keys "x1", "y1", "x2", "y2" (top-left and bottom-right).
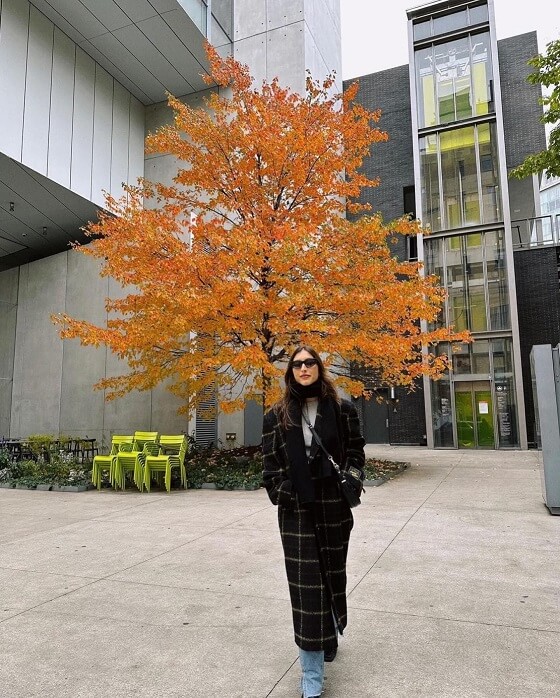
[{"x1": 262, "y1": 346, "x2": 365, "y2": 698}]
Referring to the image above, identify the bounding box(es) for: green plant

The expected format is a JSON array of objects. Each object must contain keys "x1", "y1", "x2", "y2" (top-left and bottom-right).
[
  {"x1": 363, "y1": 458, "x2": 408, "y2": 481},
  {"x1": 186, "y1": 444, "x2": 263, "y2": 490},
  {"x1": 27, "y1": 434, "x2": 55, "y2": 457}
]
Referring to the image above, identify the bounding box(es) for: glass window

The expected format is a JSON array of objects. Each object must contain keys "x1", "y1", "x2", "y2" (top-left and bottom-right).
[
  {"x1": 428, "y1": 231, "x2": 510, "y2": 333},
  {"x1": 431, "y1": 344, "x2": 454, "y2": 447},
  {"x1": 416, "y1": 46, "x2": 436, "y2": 128},
  {"x1": 425, "y1": 238, "x2": 445, "y2": 328},
  {"x1": 432, "y1": 10, "x2": 468, "y2": 37},
  {"x1": 445, "y1": 233, "x2": 486, "y2": 332},
  {"x1": 420, "y1": 135, "x2": 441, "y2": 231},
  {"x1": 485, "y1": 230, "x2": 510, "y2": 330},
  {"x1": 179, "y1": 0, "x2": 208, "y2": 34},
  {"x1": 440, "y1": 127, "x2": 480, "y2": 229},
  {"x1": 445, "y1": 237, "x2": 469, "y2": 331},
  {"x1": 414, "y1": 19, "x2": 432, "y2": 41},
  {"x1": 418, "y1": 122, "x2": 501, "y2": 232},
  {"x1": 452, "y1": 340, "x2": 490, "y2": 374},
  {"x1": 435, "y1": 38, "x2": 471, "y2": 124},
  {"x1": 415, "y1": 31, "x2": 493, "y2": 127},
  {"x1": 465, "y1": 240, "x2": 487, "y2": 332},
  {"x1": 471, "y1": 33, "x2": 493, "y2": 115},
  {"x1": 478, "y1": 122, "x2": 501, "y2": 223},
  {"x1": 492, "y1": 338, "x2": 519, "y2": 446},
  {"x1": 469, "y1": 4, "x2": 489, "y2": 25}
]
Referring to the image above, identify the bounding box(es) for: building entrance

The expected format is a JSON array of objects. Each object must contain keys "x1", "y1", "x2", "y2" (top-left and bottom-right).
[
  {"x1": 454, "y1": 381, "x2": 494, "y2": 448},
  {"x1": 356, "y1": 392, "x2": 390, "y2": 443}
]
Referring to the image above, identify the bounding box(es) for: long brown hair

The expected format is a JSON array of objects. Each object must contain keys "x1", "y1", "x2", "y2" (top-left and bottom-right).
[{"x1": 275, "y1": 346, "x2": 340, "y2": 430}]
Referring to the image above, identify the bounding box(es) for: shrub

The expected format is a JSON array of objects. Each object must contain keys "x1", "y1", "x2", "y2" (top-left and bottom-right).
[{"x1": 187, "y1": 444, "x2": 263, "y2": 490}]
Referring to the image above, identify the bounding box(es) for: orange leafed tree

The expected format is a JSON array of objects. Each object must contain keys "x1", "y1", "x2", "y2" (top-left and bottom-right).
[{"x1": 54, "y1": 45, "x2": 468, "y2": 414}]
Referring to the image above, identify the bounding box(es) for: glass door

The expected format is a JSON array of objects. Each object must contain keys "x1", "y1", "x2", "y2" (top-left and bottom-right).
[{"x1": 454, "y1": 381, "x2": 495, "y2": 448}]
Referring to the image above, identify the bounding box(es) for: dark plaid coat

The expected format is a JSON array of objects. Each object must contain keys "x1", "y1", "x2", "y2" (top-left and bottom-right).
[{"x1": 262, "y1": 399, "x2": 365, "y2": 651}]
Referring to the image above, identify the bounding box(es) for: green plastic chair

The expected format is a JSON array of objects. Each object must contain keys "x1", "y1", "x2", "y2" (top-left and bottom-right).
[
  {"x1": 143, "y1": 435, "x2": 188, "y2": 493},
  {"x1": 91, "y1": 436, "x2": 133, "y2": 490}
]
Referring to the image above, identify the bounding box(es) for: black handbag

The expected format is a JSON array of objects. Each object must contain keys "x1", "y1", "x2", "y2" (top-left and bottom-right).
[{"x1": 303, "y1": 416, "x2": 364, "y2": 508}]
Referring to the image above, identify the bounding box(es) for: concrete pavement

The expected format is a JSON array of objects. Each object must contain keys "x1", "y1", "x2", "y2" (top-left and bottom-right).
[{"x1": 0, "y1": 446, "x2": 558, "y2": 697}]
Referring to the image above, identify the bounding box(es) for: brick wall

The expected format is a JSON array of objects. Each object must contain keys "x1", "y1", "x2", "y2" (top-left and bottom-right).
[
  {"x1": 344, "y1": 65, "x2": 414, "y2": 260},
  {"x1": 514, "y1": 247, "x2": 560, "y2": 444},
  {"x1": 498, "y1": 32, "x2": 546, "y2": 170}
]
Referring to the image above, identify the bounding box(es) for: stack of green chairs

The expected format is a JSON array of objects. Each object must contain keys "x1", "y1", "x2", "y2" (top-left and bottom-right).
[
  {"x1": 143, "y1": 435, "x2": 188, "y2": 493},
  {"x1": 114, "y1": 431, "x2": 159, "y2": 491},
  {"x1": 91, "y1": 436, "x2": 133, "y2": 490}
]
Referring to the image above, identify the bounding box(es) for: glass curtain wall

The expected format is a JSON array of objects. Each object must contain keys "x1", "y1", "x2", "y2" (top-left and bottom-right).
[
  {"x1": 412, "y1": 2, "x2": 521, "y2": 448},
  {"x1": 419, "y1": 122, "x2": 501, "y2": 231},
  {"x1": 424, "y1": 230, "x2": 519, "y2": 447},
  {"x1": 416, "y1": 32, "x2": 493, "y2": 130},
  {"x1": 425, "y1": 230, "x2": 509, "y2": 332}
]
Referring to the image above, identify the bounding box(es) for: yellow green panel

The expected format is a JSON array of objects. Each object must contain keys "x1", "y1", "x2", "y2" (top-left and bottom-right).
[
  {"x1": 422, "y1": 75, "x2": 436, "y2": 127},
  {"x1": 455, "y1": 391, "x2": 475, "y2": 448},
  {"x1": 475, "y1": 390, "x2": 494, "y2": 447},
  {"x1": 473, "y1": 62, "x2": 490, "y2": 116},
  {"x1": 440, "y1": 126, "x2": 475, "y2": 152}
]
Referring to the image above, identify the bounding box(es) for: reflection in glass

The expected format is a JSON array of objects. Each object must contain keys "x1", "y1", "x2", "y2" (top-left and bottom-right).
[
  {"x1": 414, "y1": 19, "x2": 431, "y2": 41},
  {"x1": 422, "y1": 123, "x2": 501, "y2": 231},
  {"x1": 435, "y1": 38, "x2": 471, "y2": 123},
  {"x1": 416, "y1": 46, "x2": 436, "y2": 128},
  {"x1": 485, "y1": 230, "x2": 510, "y2": 329},
  {"x1": 452, "y1": 341, "x2": 490, "y2": 374},
  {"x1": 471, "y1": 33, "x2": 493, "y2": 115},
  {"x1": 479, "y1": 123, "x2": 501, "y2": 223},
  {"x1": 432, "y1": 10, "x2": 468, "y2": 37},
  {"x1": 425, "y1": 238, "x2": 445, "y2": 328},
  {"x1": 441, "y1": 127, "x2": 480, "y2": 229},
  {"x1": 426, "y1": 231, "x2": 510, "y2": 333},
  {"x1": 414, "y1": 32, "x2": 493, "y2": 128},
  {"x1": 420, "y1": 135, "x2": 441, "y2": 231},
  {"x1": 431, "y1": 344, "x2": 454, "y2": 447},
  {"x1": 492, "y1": 338, "x2": 518, "y2": 446},
  {"x1": 178, "y1": 0, "x2": 208, "y2": 34},
  {"x1": 469, "y1": 4, "x2": 489, "y2": 25}
]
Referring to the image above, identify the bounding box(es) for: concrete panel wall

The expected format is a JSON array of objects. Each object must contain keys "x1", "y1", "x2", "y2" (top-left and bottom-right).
[
  {"x1": 10, "y1": 255, "x2": 67, "y2": 436},
  {"x1": 0, "y1": 0, "x2": 144, "y2": 208},
  {"x1": 233, "y1": 0, "x2": 340, "y2": 93},
  {"x1": 304, "y1": 0, "x2": 341, "y2": 91},
  {"x1": 0, "y1": 268, "x2": 19, "y2": 438},
  {"x1": 7, "y1": 248, "x2": 189, "y2": 443}
]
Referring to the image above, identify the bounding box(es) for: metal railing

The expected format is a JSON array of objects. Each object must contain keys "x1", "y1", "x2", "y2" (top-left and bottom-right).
[{"x1": 511, "y1": 214, "x2": 560, "y2": 251}]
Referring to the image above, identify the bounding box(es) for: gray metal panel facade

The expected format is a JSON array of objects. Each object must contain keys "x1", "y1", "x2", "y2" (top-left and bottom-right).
[
  {"x1": 48, "y1": 28, "x2": 76, "y2": 189},
  {"x1": 22, "y1": 7, "x2": 54, "y2": 174},
  {"x1": 0, "y1": 0, "x2": 28, "y2": 161},
  {"x1": 0, "y1": 0, "x2": 145, "y2": 208}
]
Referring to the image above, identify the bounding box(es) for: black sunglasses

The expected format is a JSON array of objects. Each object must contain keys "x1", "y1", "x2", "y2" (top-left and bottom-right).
[{"x1": 291, "y1": 358, "x2": 319, "y2": 369}]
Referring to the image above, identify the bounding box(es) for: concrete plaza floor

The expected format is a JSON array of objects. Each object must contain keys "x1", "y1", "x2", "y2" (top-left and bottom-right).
[{"x1": 0, "y1": 446, "x2": 559, "y2": 697}]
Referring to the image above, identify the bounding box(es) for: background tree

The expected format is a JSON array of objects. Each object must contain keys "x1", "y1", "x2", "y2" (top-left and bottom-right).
[
  {"x1": 54, "y1": 46, "x2": 468, "y2": 414},
  {"x1": 511, "y1": 38, "x2": 560, "y2": 179}
]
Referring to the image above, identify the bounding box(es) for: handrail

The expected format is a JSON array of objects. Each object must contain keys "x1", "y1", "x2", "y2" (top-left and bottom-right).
[{"x1": 511, "y1": 214, "x2": 559, "y2": 251}]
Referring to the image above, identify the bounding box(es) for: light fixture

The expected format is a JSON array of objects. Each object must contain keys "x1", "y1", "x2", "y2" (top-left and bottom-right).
[
  {"x1": 42, "y1": 226, "x2": 47, "y2": 235},
  {"x1": 9, "y1": 202, "x2": 14, "y2": 212}
]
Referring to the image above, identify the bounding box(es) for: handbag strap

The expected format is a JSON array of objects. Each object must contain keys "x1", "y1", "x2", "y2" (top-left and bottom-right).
[{"x1": 302, "y1": 413, "x2": 343, "y2": 476}]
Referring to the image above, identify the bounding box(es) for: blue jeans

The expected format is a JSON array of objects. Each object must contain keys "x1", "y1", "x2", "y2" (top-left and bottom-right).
[{"x1": 299, "y1": 648, "x2": 324, "y2": 697}]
